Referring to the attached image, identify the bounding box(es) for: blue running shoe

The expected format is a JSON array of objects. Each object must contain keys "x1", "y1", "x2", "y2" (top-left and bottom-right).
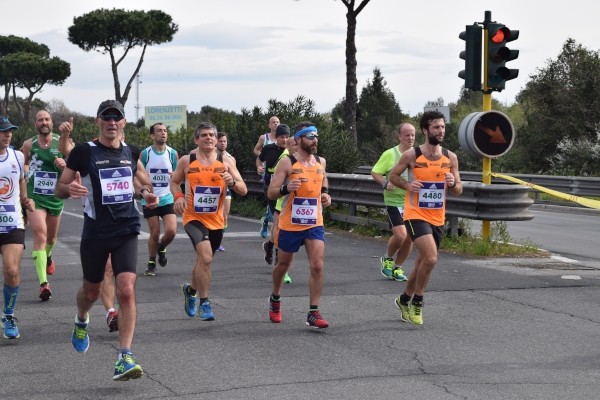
[
  {"x1": 260, "y1": 217, "x2": 269, "y2": 238},
  {"x1": 182, "y1": 283, "x2": 198, "y2": 317},
  {"x1": 113, "y1": 352, "x2": 144, "y2": 381},
  {"x1": 2, "y1": 314, "x2": 20, "y2": 339},
  {"x1": 199, "y1": 300, "x2": 215, "y2": 321},
  {"x1": 71, "y1": 314, "x2": 89, "y2": 353}
]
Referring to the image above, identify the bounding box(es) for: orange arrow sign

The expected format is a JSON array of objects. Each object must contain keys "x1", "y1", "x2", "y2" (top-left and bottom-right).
[{"x1": 477, "y1": 123, "x2": 506, "y2": 144}]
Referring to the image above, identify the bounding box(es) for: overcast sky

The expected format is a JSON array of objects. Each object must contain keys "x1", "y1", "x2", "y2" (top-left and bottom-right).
[{"x1": 4, "y1": 0, "x2": 598, "y2": 121}]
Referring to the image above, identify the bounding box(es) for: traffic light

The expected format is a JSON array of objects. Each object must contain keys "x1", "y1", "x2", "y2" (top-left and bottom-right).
[
  {"x1": 486, "y1": 23, "x2": 519, "y2": 91},
  {"x1": 459, "y1": 24, "x2": 482, "y2": 90}
]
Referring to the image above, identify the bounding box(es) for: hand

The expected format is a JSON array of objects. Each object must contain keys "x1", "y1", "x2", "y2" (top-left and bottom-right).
[
  {"x1": 257, "y1": 165, "x2": 265, "y2": 175},
  {"x1": 287, "y1": 178, "x2": 301, "y2": 191},
  {"x1": 174, "y1": 196, "x2": 186, "y2": 215},
  {"x1": 221, "y1": 165, "x2": 234, "y2": 187},
  {"x1": 54, "y1": 156, "x2": 66, "y2": 170},
  {"x1": 21, "y1": 198, "x2": 35, "y2": 212},
  {"x1": 321, "y1": 193, "x2": 332, "y2": 207},
  {"x1": 142, "y1": 192, "x2": 159, "y2": 209},
  {"x1": 69, "y1": 172, "x2": 87, "y2": 199},
  {"x1": 59, "y1": 117, "x2": 73, "y2": 136},
  {"x1": 408, "y1": 180, "x2": 423, "y2": 193},
  {"x1": 445, "y1": 173, "x2": 456, "y2": 188}
]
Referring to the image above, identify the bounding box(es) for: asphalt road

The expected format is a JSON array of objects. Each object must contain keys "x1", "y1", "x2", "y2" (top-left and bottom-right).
[
  {"x1": 471, "y1": 205, "x2": 600, "y2": 263},
  {"x1": 4, "y1": 199, "x2": 600, "y2": 400}
]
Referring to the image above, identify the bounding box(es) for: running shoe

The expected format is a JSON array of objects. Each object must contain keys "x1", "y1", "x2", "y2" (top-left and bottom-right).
[
  {"x1": 269, "y1": 297, "x2": 282, "y2": 323},
  {"x1": 217, "y1": 245, "x2": 225, "y2": 252},
  {"x1": 283, "y1": 272, "x2": 292, "y2": 284},
  {"x1": 144, "y1": 259, "x2": 156, "y2": 276},
  {"x1": 158, "y1": 247, "x2": 168, "y2": 267},
  {"x1": 181, "y1": 283, "x2": 198, "y2": 317},
  {"x1": 71, "y1": 315, "x2": 90, "y2": 353},
  {"x1": 409, "y1": 300, "x2": 424, "y2": 325},
  {"x1": 39, "y1": 283, "x2": 52, "y2": 302},
  {"x1": 306, "y1": 310, "x2": 329, "y2": 329},
  {"x1": 199, "y1": 300, "x2": 215, "y2": 321},
  {"x1": 380, "y1": 256, "x2": 395, "y2": 279},
  {"x1": 46, "y1": 256, "x2": 55, "y2": 275},
  {"x1": 113, "y1": 352, "x2": 144, "y2": 381},
  {"x1": 2, "y1": 314, "x2": 20, "y2": 339},
  {"x1": 393, "y1": 268, "x2": 407, "y2": 282},
  {"x1": 260, "y1": 216, "x2": 269, "y2": 239},
  {"x1": 394, "y1": 297, "x2": 410, "y2": 322},
  {"x1": 106, "y1": 310, "x2": 119, "y2": 332},
  {"x1": 262, "y1": 241, "x2": 274, "y2": 265}
]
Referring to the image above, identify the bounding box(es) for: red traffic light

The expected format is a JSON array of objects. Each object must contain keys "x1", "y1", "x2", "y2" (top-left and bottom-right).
[
  {"x1": 491, "y1": 29, "x2": 505, "y2": 43},
  {"x1": 491, "y1": 26, "x2": 517, "y2": 44}
]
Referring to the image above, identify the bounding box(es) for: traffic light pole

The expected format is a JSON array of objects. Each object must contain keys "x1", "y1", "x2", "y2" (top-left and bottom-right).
[{"x1": 482, "y1": 11, "x2": 493, "y2": 239}]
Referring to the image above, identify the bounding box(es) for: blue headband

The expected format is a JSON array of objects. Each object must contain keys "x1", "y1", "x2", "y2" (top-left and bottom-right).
[{"x1": 294, "y1": 125, "x2": 317, "y2": 138}]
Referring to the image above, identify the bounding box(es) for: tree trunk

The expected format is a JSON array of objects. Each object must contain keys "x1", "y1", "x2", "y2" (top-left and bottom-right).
[
  {"x1": 341, "y1": 0, "x2": 371, "y2": 143},
  {"x1": 345, "y1": 9, "x2": 358, "y2": 143}
]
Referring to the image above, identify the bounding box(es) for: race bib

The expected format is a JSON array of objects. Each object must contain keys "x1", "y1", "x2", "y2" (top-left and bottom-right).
[
  {"x1": 291, "y1": 197, "x2": 318, "y2": 225},
  {"x1": 193, "y1": 186, "x2": 221, "y2": 213},
  {"x1": 100, "y1": 167, "x2": 134, "y2": 204},
  {"x1": 0, "y1": 204, "x2": 18, "y2": 233},
  {"x1": 33, "y1": 171, "x2": 58, "y2": 195},
  {"x1": 418, "y1": 182, "x2": 445, "y2": 209},
  {"x1": 149, "y1": 168, "x2": 170, "y2": 188}
]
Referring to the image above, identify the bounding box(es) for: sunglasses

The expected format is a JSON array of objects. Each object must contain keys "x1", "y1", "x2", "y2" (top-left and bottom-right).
[
  {"x1": 99, "y1": 114, "x2": 124, "y2": 122},
  {"x1": 302, "y1": 133, "x2": 319, "y2": 140}
]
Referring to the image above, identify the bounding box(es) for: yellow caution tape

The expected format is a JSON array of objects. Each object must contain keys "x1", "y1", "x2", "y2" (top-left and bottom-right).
[{"x1": 491, "y1": 172, "x2": 600, "y2": 210}]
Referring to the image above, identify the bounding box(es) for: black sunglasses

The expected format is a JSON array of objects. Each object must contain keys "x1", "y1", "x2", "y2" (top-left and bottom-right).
[{"x1": 99, "y1": 114, "x2": 124, "y2": 122}]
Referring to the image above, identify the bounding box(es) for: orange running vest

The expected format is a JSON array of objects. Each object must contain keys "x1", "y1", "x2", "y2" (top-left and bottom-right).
[
  {"x1": 403, "y1": 147, "x2": 451, "y2": 226},
  {"x1": 279, "y1": 155, "x2": 325, "y2": 232},
  {"x1": 182, "y1": 153, "x2": 227, "y2": 230}
]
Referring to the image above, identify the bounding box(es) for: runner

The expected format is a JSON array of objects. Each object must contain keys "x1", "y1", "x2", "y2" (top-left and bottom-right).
[
  {"x1": 21, "y1": 110, "x2": 67, "y2": 301},
  {"x1": 140, "y1": 122, "x2": 178, "y2": 276},
  {"x1": 171, "y1": 122, "x2": 247, "y2": 321},
  {"x1": 389, "y1": 110, "x2": 462, "y2": 325},
  {"x1": 0, "y1": 117, "x2": 35, "y2": 340},
  {"x1": 267, "y1": 122, "x2": 332, "y2": 328},
  {"x1": 56, "y1": 99, "x2": 158, "y2": 381},
  {"x1": 253, "y1": 116, "x2": 280, "y2": 238},
  {"x1": 371, "y1": 123, "x2": 416, "y2": 281}
]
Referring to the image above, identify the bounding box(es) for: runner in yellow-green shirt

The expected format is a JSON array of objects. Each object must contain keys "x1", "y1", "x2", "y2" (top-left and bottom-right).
[{"x1": 371, "y1": 123, "x2": 415, "y2": 282}]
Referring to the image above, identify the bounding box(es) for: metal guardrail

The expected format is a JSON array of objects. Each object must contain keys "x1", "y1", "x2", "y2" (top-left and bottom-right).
[
  {"x1": 355, "y1": 166, "x2": 600, "y2": 198},
  {"x1": 240, "y1": 171, "x2": 534, "y2": 231}
]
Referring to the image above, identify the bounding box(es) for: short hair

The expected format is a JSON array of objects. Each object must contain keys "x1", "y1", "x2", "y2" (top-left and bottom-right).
[
  {"x1": 397, "y1": 122, "x2": 413, "y2": 133},
  {"x1": 149, "y1": 122, "x2": 166, "y2": 134},
  {"x1": 194, "y1": 122, "x2": 217, "y2": 138},
  {"x1": 419, "y1": 111, "x2": 445, "y2": 131},
  {"x1": 217, "y1": 132, "x2": 228, "y2": 139}
]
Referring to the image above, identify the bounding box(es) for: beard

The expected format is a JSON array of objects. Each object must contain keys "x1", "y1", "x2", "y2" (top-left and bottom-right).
[
  {"x1": 427, "y1": 132, "x2": 442, "y2": 146},
  {"x1": 300, "y1": 139, "x2": 317, "y2": 155}
]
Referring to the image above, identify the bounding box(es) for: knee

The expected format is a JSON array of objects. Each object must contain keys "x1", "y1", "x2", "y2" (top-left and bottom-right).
[
  {"x1": 116, "y1": 284, "x2": 135, "y2": 304},
  {"x1": 310, "y1": 261, "x2": 324, "y2": 276},
  {"x1": 423, "y1": 254, "x2": 438, "y2": 268},
  {"x1": 149, "y1": 231, "x2": 160, "y2": 241},
  {"x1": 3, "y1": 266, "x2": 19, "y2": 283},
  {"x1": 84, "y1": 285, "x2": 102, "y2": 302}
]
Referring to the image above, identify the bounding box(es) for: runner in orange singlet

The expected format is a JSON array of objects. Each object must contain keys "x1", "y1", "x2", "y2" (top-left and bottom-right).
[
  {"x1": 266, "y1": 121, "x2": 332, "y2": 329},
  {"x1": 170, "y1": 122, "x2": 247, "y2": 322},
  {"x1": 389, "y1": 110, "x2": 462, "y2": 326}
]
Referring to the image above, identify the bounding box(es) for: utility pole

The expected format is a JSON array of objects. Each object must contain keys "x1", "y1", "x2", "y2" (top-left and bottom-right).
[{"x1": 135, "y1": 72, "x2": 143, "y2": 122}]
